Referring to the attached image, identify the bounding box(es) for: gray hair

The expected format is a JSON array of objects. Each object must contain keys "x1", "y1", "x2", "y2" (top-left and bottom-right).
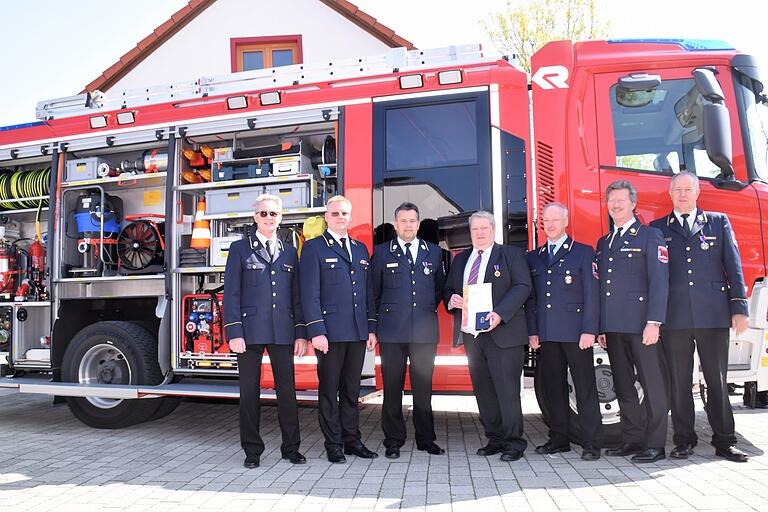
[
  {"x1": 542, "y1": 201, "x2": 569, "y2": 219},
  {"x1": 605, "y1": 179, "x2": 638, "y2": 203},
  {"x1": 469, "y1": 210, "x2": 495, "y2": 228},
  {"x1": 670, "y1": 171, "x2": 700, "y2": 191},
  {"x1": 254, "y1": 193, "x2": 282, "y2": 211}
]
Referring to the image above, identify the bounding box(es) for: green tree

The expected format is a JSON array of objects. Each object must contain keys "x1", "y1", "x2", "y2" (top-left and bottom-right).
[{"x1": 482, "y1": 0, "x2": 610, "y2": 72}]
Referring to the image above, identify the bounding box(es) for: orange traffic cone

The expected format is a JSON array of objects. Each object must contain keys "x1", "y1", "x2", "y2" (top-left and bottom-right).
[{"x1": 190, "y1": 197, "x2": 211, "y2": 249}]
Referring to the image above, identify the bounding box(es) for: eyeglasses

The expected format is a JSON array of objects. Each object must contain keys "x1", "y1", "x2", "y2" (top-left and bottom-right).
[
  {"x1": 256, "y1": 211, "x2": 280, "y2": 217},
  {"x1": 329, "y1": 211, "x2": 350, "y2": 217}
]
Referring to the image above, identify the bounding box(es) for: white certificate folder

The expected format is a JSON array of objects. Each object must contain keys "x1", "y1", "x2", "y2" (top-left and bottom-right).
[{"x1": 461, "y1": 282, "x2": 493, "y2": 337}]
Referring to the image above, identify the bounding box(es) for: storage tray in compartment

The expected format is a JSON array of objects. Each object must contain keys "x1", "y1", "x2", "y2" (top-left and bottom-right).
[
  {"x1": 264, "y1": 182, "x2": 312, "y2": 209},
  {"x1": 205, "y1": 187, "x2": 264, "y2": 215}
]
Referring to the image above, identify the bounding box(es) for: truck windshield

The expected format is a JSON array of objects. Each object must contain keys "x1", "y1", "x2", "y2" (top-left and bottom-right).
[
  {"x1": 610, "y1": 79, "x2": 722, "y2": 178},
  {"x1": 734, "y1": 72, "x2": 768, "y2": 182}
]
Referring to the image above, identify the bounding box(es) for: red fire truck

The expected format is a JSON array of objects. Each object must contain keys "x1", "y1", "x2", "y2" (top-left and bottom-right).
[{"x1": 0, "y1": 40, "x2": 766, "y2": 438}]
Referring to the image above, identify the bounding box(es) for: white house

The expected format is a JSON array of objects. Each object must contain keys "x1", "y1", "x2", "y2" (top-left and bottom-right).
[{"x1": 84, "y1": 0, "x2": 413, "y2": 93}]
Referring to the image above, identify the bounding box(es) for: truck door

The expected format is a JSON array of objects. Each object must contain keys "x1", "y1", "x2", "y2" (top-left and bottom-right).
[{"x1": 593, "y1": 65, "x2": 764, "y2": 289}]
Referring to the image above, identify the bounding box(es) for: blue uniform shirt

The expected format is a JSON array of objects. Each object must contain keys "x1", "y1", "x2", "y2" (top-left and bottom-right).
[
  {"x1": 595, "y1": 220, "x2": 669, "y2": 334},
  {"x1": 650, "y1": 209, "x2": 748, "y2": 329},
  {"x1": 371, "y1": 237, "x2": 446, "y2": 343},
  {"x1": 525, "y1": 237, "x2": 599, "y2": 342},
  {"x1": 300, "y1": 230, "x2": 375, "y2": 342},
  {"x1": 223, "y1": 233, "x2": 306, "y2": 345}
]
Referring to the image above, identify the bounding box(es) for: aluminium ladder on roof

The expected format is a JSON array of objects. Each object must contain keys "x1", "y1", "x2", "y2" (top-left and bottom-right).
[{"x1": 36, "y1": 45, "x2": 510, "y2": 121}]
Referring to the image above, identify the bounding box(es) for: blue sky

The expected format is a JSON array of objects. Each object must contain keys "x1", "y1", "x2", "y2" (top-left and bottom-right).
[{"x1": 1, "y1": 0, "x2": 765, "y2": 127}]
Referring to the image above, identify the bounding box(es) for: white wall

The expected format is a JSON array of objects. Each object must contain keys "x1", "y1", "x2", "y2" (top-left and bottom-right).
[{"x1": 107, "y1": 0, "x2": 394, "y2": 92}]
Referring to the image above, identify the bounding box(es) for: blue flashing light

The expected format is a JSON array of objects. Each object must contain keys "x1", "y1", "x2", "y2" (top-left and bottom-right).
[
  {"x1": 608, "y1": 38, "x2": 734, "y2": 51},
  {"x1": 0, "y1": 121, "x2": 45, "y2": 132}
]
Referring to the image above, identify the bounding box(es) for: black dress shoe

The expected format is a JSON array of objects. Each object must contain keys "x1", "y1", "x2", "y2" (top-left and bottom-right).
[
  {"x1": 534, "y1": 440, "x2": 571, "y2": 455},
  {"x1": 243, "y1": 456, "x2": 260, "y2": 469},
  {"x1": 670, "y1": 444, "x2": 694, "y2": 459},
  {"x1": 282, "y1": 451, "x2": 307, "y2": 464},
  {"x1": 631, "y1": 448, "x2": 666, "y2": 463},
  {"x1": 327, "y1": 448, "x2": 347, "y2": 464},
  {"x1": 385, "y1": 446, "x2": 400, "y2": 459},
  {"x1": 417, "y1": 442, "x2": 445, "y2": 455},
  {"x1": 344, "y1": 443, "x2": 378, "y2": 458},
  {"x1": 581, "y1": 447, "x2": 601, "y2": 461},
  {"x1": 715, "y1": 445, "x2": 749, "y2": 462},
  {"x1": 500, "y1": 449, "x2": 524, "y2": 462},
  {"x1": 476, "y1": 444, "x2": 505, "y2": 456},
  {"x1": 605, "y1": 443, "x2": 644, "y2": 457}
]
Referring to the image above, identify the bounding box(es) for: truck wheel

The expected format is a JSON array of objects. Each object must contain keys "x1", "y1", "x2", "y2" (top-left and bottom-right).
[
  {"x1": 533, "y1": 348, "x2": 643, "y2": 449},
  {"x1": 62, "y1": 321, "x2": 167, "y2": 429}
]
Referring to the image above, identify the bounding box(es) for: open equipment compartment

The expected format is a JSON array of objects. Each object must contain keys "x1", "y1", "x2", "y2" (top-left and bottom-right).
[{"x1": 171, "y1": 115, "x2": 340, "y2": 375}]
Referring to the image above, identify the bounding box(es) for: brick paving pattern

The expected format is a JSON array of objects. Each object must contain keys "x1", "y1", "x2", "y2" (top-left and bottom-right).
[{"x1": 0, "y1": 388, "x2": 766, "y2": 511}]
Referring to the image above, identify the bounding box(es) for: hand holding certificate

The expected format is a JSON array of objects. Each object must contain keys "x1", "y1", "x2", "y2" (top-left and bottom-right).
[{"x1": 461, "y1": 282, "x2": 494, "y2": 337}]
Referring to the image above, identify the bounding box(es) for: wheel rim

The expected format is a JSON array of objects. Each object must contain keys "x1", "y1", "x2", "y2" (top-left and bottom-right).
[
  {"x1": 568, "y1": 349, "x2": 645, "y2": 425},
  {"x1": 78, "y1": 342, "x2": 132, "y2": 409}
]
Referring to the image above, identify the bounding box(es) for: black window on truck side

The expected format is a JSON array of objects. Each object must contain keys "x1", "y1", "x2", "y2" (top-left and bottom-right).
[{"x1": 372, "y1": 92, "x2": 491, "y2": 249}]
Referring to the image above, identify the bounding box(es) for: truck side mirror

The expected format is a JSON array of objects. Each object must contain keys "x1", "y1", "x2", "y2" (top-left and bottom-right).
[{"x1": 692, "y1": 67, "x2": 735, "y2": 178}]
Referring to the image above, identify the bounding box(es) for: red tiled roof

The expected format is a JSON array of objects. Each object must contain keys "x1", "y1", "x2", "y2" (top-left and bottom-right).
[{"x1": 83, "y1": 0, "x2": 415, "y2": 93}]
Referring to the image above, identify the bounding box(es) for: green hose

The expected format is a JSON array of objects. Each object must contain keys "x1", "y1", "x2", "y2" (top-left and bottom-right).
[{"x1": 0, "y1": 168, "x2": 51, "y2": 210}]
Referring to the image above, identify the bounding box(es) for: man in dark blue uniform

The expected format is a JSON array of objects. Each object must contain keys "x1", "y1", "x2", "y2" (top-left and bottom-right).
[
  {"x1": 596, "y1": 180, "x2": 669, "y2": 463},
  {"x1": 371, "y1": 202, "x2": 446, "y2": 459},
  {"x1": 223, "y1": 193, "x2": 308, "y2": 469},
  {"x1": 444, "y1": 211, "x2": 532, "y2": 462},
  {"x1": 300, "y1": 195, "x2": 378, "y2": 463},
  {"x1": 650, "y1": 171, "x2": 750, "y2": 463},
  {"x1": 525, "y1": 202, "x2": 602, "y2": 460}
]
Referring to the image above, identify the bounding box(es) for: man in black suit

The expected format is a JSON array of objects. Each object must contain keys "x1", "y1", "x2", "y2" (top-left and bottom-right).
[
  {"x1": 371, "y1": 202, "x2": 446, "y2": 459},
  {"x1": 223, "y1": 193, "x2": 308, "y2": 469},
  {"x1": 596, "y1": 179, "x2": 669, "y2": 464},
  {"x1": 525, "y1": 202, "x2": 602, "y2": 460},
  {"x1": 650, "y1": 171, "x2": 750, "y2": 463},
  {"x1": 300, "y1": 195, "x2": 378, "y2": 463},
  {"x1": 444, "y1": 210, "x2": 532, "y2": 462}
]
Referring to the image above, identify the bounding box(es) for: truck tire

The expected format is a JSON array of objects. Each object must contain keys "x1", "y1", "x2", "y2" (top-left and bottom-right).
[
  {"x1": 533, "y1": 348, "x2": 643, "y2": 449},
  {"x1": 62, "y1": 321, "x2": 168, "y2": 429}
]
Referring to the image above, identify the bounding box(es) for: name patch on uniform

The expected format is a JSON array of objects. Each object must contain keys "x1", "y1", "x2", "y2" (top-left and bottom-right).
[
  {"x1": 664, "y1": 237, "x2": 672, "y2": 242},
  {"x1": 282, "y1": 263, "x2": 293, "y2": 272},
  {"x1": 620, "y1": 248, "x2": 641, "y2": 252},
  {"x1": 386, "y1": 262, "x2": 399, "y2": 268},
  {"x1": 658, "y1": 246, "x2": 669, "y2": 263},
  {"x1": 325, "y1": 258, "x2": 338, "y2": 263},
  {"x1": 704, "y1": 236, "x2": 717, "y2": 240},
  {"x1": 359, "y1": 259, "x2": 369, "y2": 266}
]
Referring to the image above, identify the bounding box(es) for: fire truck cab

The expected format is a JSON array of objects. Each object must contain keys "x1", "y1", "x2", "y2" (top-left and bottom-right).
[{"x1": 0, "y1": 40, "x2": 765, "y2": 436}]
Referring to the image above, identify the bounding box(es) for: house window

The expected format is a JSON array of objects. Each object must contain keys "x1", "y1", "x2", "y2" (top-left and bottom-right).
[{"x1": 230, "y1": 36, "x2": 303, "y2": 72}]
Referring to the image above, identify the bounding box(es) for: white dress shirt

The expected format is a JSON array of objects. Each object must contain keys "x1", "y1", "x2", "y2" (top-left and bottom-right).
[
  {"x1": 398, "y1": 237, "x2": 419, "y2": 263},
  {"x1": 255, "y1": 230, "x2": 279, "y2": 261},
  {"x1": 327, "y1": 229, "x2": 352, "y2": 260},
  {"x1": 673, "y1": 210, "x2": 696, "y2": 231},
  {"x1": 462, "y1": 244, "x2": 493, "y2": 286}
]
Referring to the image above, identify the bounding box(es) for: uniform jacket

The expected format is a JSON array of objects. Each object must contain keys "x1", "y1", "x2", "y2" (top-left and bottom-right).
[
  {"x1": 595, "y1": 220, "x2": 669, "y2": 334},
  {"x1": 525, "y1": 238, "x2": 599, "y2": 342},
  {"x1": 650, "y1": 209, "x2": 748, "y2": 329},
  {"x1": 223, "y1": 233, "x2": 306, "y2": 345},
  {"x1": 443, "y1": 243, "x2": 532, "y2": 348},
  {"x1": 300, "y1": 230, "x2": 375, "y2": 342},
  {"x1": 371, "y1": 238, "x2": 446, "y2": 343}
]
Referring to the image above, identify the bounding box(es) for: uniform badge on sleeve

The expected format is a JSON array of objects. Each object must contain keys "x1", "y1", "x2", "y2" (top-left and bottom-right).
[
  {"x1": 658, "y1": 246, "x2": 669, "y2": 263},
  {"x1": 592, "y1": 262, "x2": 599, "y2": 279}
]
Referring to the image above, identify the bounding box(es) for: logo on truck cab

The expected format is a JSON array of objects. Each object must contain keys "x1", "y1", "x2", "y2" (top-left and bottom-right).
[{"x1": 532, "y1": 65, "x2": 570, "y2": 90}]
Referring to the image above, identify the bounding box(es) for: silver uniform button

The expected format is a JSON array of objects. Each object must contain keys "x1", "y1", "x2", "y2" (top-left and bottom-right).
[
  {"x1": 606, "y1": 292, "x2": 611, "y2": 296},
  {"x1": 546, "y1": 281, "x2": 551, "y2": 285},
  {"x1": 547, "y1": 270, "x2": 552, "y2": 274},
  {"x1": 546, "y1": 304, "x2": 551, "y2": 309},
  {"x1": 606, "y1": 280, "x2": 611, "y2": 284},
  {"x1": 639, "y1": 297, "x2": 644, "y2": 301},
  {"x1": 689, "y1": 282, "x2": 694, "y2": 286},
  {"x1": 628, "y1": 254, "x2": 633, "y2": 258},
  {"x1": 686, "y1": 247, "x2": 691, "y2": 251},
  {"x1": 546, "y1": 292, "x2": 550, "y2": 297},
  {"x1": 608, "y1": 269, "x2": 612, "y2": 273},
  {"x1": 413, "y1": 303, "x2": 416, "y2": 307},
  {"x1": 609, "y1": 257, "x2": 613, "y2": 262},
  {"x1": 271, "y1": 270, "x2": 276, "y2": 275},
  {"x1": 272, "y1": 292, "x2": 276, "y2": 297},
  {"x1": 688, "y1": 270, "x2": 692, "y2": 274}
]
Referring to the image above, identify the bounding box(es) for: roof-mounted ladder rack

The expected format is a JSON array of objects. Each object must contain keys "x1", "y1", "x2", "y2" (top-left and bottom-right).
[{"x1": 36, "y1": 44, "x2": 508, "y2": 121}]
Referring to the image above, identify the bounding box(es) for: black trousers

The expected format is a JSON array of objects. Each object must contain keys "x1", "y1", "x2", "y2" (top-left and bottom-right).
[
  {"x1": 605, "y1": 332, "x2": 668, "y2": 449},
  {"x1": 380, "y1": 342, "x2": 438, "y2": 449},
  {"x1": 463, "y1": 333, "x2": 527, "y2": 453},
  {"x1": 539, "y1": 341, "x2": 603, "y2": 448},
  {"x1": 316, "y1": 341, "x2": 366, "y2": 451},
  {"x1": 236, "y1": 343, "x2": 300, "y2": 458},
  {"x1": 662, "y1": 328, "x2": 736, "y2": 449}
]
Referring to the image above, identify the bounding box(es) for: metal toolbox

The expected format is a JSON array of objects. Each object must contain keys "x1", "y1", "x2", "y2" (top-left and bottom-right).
[
  {"x1": 205, "y1": 187, "x2": 264, "y2": 215},
  {"x1": 264, "y1": 182, "x2": 311, "y2": 209},
  {"x1": 65, "y1": 157, "x2": 105, "y2": 182}
]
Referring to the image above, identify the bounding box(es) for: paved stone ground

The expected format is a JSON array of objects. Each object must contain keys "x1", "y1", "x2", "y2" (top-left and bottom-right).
[{"x1": 0, "y1": 388, "x2": 766, "y2": 511}]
